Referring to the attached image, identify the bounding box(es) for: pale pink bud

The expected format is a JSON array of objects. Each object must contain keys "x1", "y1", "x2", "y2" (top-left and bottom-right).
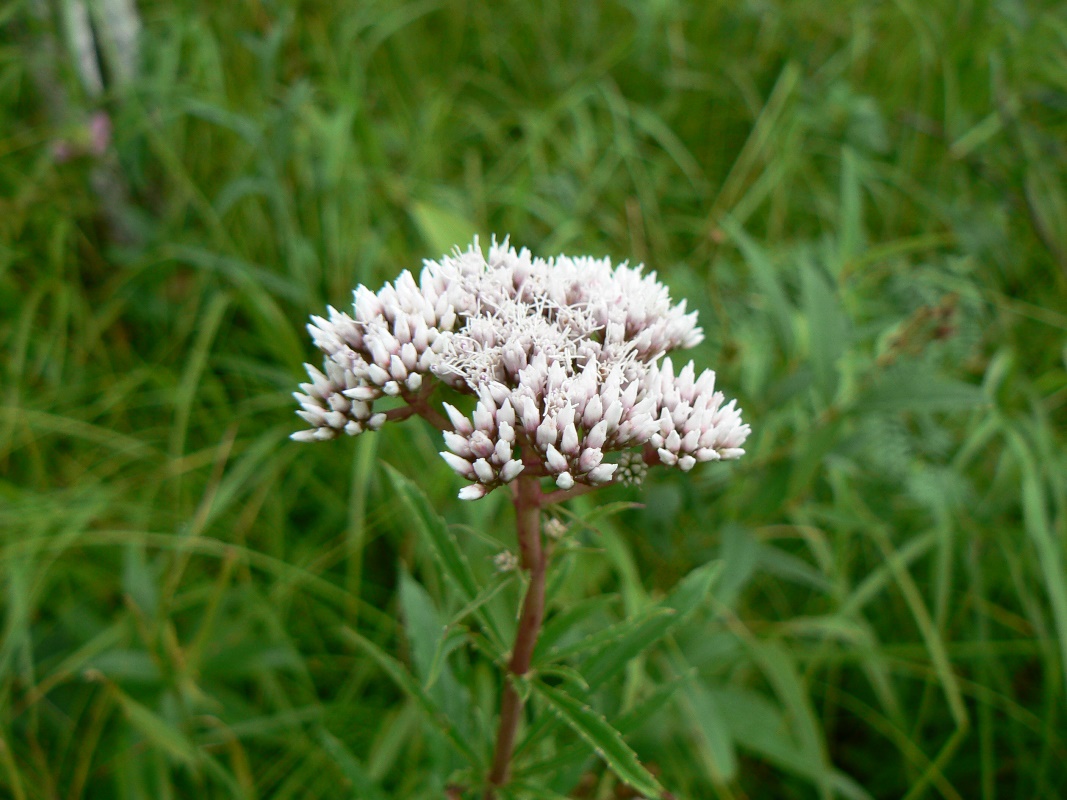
[
  {"x1": 443, "y1": 404, "x2": 474, "y2": 435},
  {"x1": 493, "y1": 438, "x2": 512, "y2": 464},
  {"x1": 545, "y1": 444, "x2": 568, "y2": 474},
  {"x1": 366, "y1": 364, "x2": 390, "y2": 386},
  {"x1": 440, "y1": 451, "x2": 476, "y2": 479},
  {"x1": 582, "y1": 395, "x2": 603, "y2": 429},
  {"x1": 473, "y1": 458, "x2": 495, "y2": 483},
  {"x1": 469, "y1": 431, "x2": 496, "y2": 459},
  {"x1": 443, "y1": 431, "x2": 472, "y2": 457},
  {"x1": 561, "y1": 423, "x2": 580, "y2": 456},
  {"x1": 578, "y1": 447, "x2": 603, "y2": 472},
  {"x1": 586, "y1": 420, "x2": 608, "y2": 450},
  {"x1": 587, "y1": 463, "x2": 617, "y2": 484},
  {"x1": 458, "y1": 484, "x2": 488, "y2": 501},
  {"x1": 536, "y1": 417, "x2": 558, "y2": 447},
  {"x1": 499, "y1": 459, "x2": 524, "y2": 482},
  {"x1": 497, "y1": 420, "x2": 515, "y2": 444}
]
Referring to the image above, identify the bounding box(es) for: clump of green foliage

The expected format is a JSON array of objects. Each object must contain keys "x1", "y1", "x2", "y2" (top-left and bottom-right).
[{"x1": 2, "y1": 1, "x2": 1066, "y2": 798}]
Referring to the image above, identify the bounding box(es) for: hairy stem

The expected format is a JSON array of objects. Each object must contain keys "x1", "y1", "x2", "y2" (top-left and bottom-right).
[{"x1": 485, "y1": 473, "x2": 545, "y2": 796}]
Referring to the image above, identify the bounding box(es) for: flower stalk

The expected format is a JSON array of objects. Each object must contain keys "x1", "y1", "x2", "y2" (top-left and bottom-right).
[{"x1": 486, "y1": 471, "x2": 545, "y2": 794}]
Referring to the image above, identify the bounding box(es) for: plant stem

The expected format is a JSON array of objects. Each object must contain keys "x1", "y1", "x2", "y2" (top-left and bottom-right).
[{"x1": 485, "y1": 473, "x2": 545, "y2": 797}]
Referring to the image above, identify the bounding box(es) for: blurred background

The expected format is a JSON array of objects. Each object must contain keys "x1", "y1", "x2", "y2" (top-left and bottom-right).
[{"x1": 3, "y1": 0, "x2": 1067, "y2": 797}]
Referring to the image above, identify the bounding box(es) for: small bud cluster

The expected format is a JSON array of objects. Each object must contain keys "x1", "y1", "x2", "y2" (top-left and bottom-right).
[
  {"x1": 646, "y1": 357, "x2": 748, "y2": 470},
  {"x1": 493, "y1": 550, "x2": 519, "y2": 572},
  {"x1": 615, "y1": 449, "x2": 648, "y2": 486},
  {"x1": 294, "y1": 238, "x2": 750, "y2": 498},
  {"x1": 543, "y1": 518, "x2": 568, "y2": 541}
]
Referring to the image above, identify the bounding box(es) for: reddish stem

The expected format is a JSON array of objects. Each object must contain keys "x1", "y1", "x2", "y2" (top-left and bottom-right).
[
  {"x1": 539, "y1": 482, "x2": 597, "y2": 506},
  {"x1": 385, "y1": 382, "x2": 452, "y2": 430},
  {"x1": 485, "y1": 473, "x2": 545, "y2": 797}
]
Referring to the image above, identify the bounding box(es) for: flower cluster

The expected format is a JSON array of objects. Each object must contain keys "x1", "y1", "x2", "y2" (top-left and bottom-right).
[{"x1": 293, "y1": 238, "x2": 749, "y2": 498}]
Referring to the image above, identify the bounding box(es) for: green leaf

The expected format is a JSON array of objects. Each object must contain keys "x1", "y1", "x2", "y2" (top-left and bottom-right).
[
  {"x1": 114, "y1": 689, "x2": 199, "y2": 767},
  {"x1": 746, "y1": 641, "x2": 831, "y2": 793},
  {"x1": 861, "y1": 365, "x2": 987, "y2": 413},
  {"x1": 506, "y1": 782, "x2": 574, "y2": 800},
  {"x1": 538, "y1": 607, "x2": 675, "y2": 666},
  {"x1": 531, "y1": 681, "x2": 667, "y2": 799},
  {"x1": 721, "y1": 215, "x2": 794, "y2": 352},
  {"x1": 580, "y1": 561, "x2": 722, "y2": 686},
  {"x1": 397, "y1": 568, "x2": 473, "y2": 751},
  {"x1": 557, "y1": 501, "x2": 644, "y2": 532},
  {"x1": 837, "y1": 146, "x2": 865, "y2": 271},
  {"x1": 678, "y1": 680, "x2": 738, "y2": 782},
  {"x1": 316, "y1": 728, "x2": 390, "y2": 800},
  {"x1": 384, "y1": 464, "x2": 504, "y2": 646},
  {"x1": 446, "y1": 570, "x2": 514, "y2": 630},
  {"x1": 714, "y1": 525, "x2": 760, "y2": 609},
  {"x1": 756, "y1": 543, "x2": 833, "y2": 593},
  {"x1": 800, "y1": 256, "x2": 847, "y2": 403},
  {"x1": 516, "y1": 674, "x2": 688, "y2": 779},
  {"x1": 398, "y1": 569, "x2": 447, "y2": 684},
  {"x1": 1005, "y1": 429, "x2": 1067, "y2": 701},
  {"x1": 534, "y1": 595, "x2": 619, "y2": 660},
  {"x1": 713, "y1": 686, "x2": 872, "y2": 800},
  {"x1": 384, "y1": 464, "x2": 478, "y2": 600},
  {"x1": 340, "y1": 626, "x2": 482, "y2": 768},
  {"x1": 713, "y1": 686, "x2": 820, "y2": 782},
  {"x1": 410, "y1": 200, "x2": 479, "y2": 256}
]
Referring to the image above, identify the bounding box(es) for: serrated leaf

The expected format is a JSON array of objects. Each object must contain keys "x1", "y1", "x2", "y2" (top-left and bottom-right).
[
  {"x1": 536, "y1": 664, "x2": 590, "y2": 692},
  {"x1": 446, "y1": 570, "x2": 514, "y2": 630},
  {"x1": 517, "y1": 674, "x2": 689, "y2": 781},
  {"x1": 531, "y1": 681, "x2": 667, "y2": 799},
  {"x1": 538, "y1": 607, "x2": 675, "y2": 665},
  {"x1": 580, "y1": 561, "x2": 722, "y2": 686},
  {"x1": 535, "y1": 595, "x2": 618, "y2": 658},
  {"x1": 339, "y1": 626, "x2": 482, "y2": 768}
]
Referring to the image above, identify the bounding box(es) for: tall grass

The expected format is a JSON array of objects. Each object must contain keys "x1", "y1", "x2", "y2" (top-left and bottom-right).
[{"x1": 2, "y1": 0, "x2": 1066, "y2": 797}]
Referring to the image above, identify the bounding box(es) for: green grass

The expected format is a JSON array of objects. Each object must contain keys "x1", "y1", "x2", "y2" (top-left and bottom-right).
[{"x1": 3, "y1": 0, "x2": 1067, "y2": 797}]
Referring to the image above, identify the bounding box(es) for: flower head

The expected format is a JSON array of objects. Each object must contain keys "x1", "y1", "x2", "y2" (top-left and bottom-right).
[{"x1": 294, "y1": 237, "x2": 750, "y2": 498}]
